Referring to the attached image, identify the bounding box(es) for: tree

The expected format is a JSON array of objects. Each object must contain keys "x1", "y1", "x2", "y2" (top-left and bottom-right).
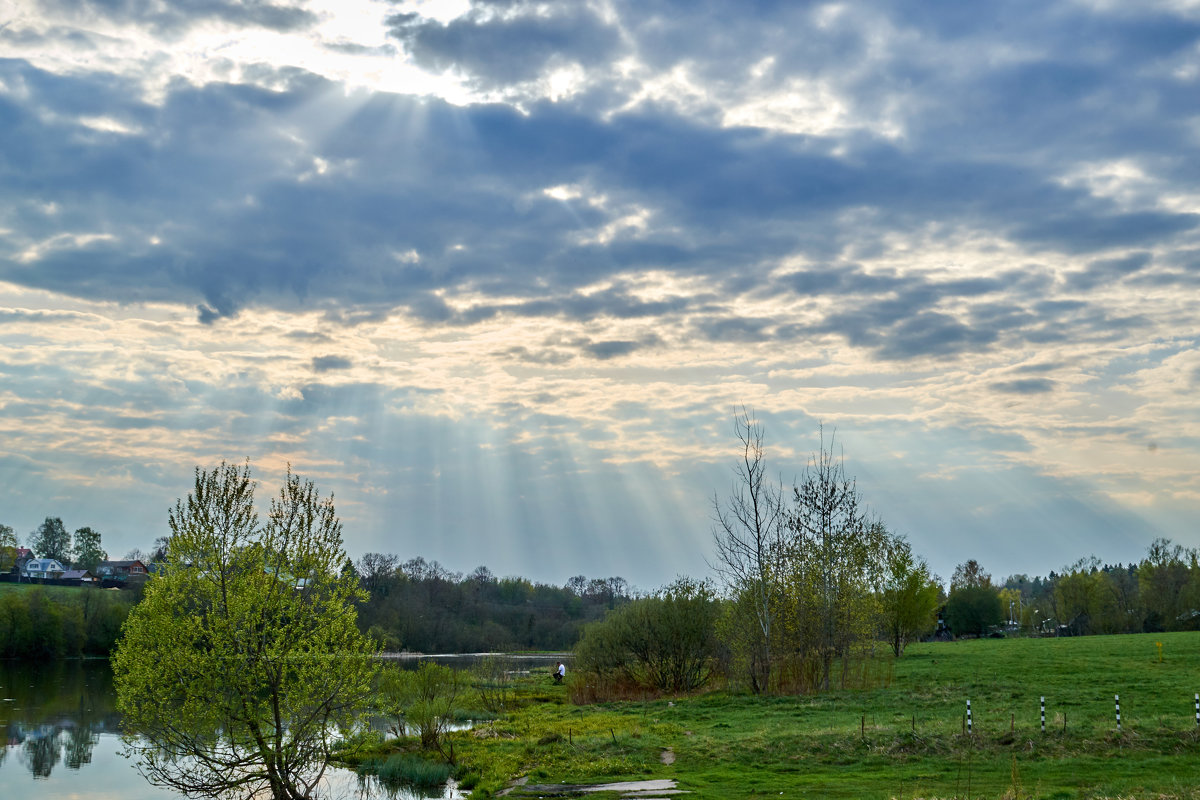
[
  {"x1": 951, "y1": 559, "x2": 992, "y2": 591},
  {"x1": 149, "y1": 535, "x2": 171, "y2": 563},
  {"x1": 113, "y1": 463, "x2": 377, "y2": 800},
  {"x1": 945, "y1": 585, "x2": 1002, "y2": 637},
  {"x1": 783, "y1": 427, "x2": 890, "y2": 691},
  {"x1": 72, "y1": 527, "x2": 107, "y2": 571},
  {"x1": 710, "y1": 408, "x2": 785, "y2": 693},
  {"x1": 0, "y1": 523, "x2": 17, "y2": 573},
  {"x1": 879, "y1": 537, "x2": 940, "y2": 656},
  {"x1": 29, "y1": 517, "x2": 71, "y2": 563}
]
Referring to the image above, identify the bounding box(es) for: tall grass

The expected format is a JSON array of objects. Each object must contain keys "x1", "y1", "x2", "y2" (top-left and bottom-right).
[{"x1": 363, "y1": 753, "x2": 451, "y2": 790}]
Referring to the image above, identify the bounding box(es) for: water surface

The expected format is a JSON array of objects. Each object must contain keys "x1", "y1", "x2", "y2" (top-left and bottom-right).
[{"x1": 0, "y1": 659, "x2": 488, "y2": 800}]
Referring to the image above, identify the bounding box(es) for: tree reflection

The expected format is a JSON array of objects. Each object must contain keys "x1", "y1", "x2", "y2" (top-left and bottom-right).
[
  {"x1": 64, "y1": 725, "x2": 99, "y2": 769},
  {"x1": 0, "y1": 660, "x2": 113, "y2": 779},
  {"x1": 23, "y1": 731, "x2": 61, "y2": 778}
]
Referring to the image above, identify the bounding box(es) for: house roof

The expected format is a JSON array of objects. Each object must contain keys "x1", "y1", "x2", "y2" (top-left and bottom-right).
[
  {"x1": 60, "y1": 569, "x2": 94, "y2": 580},
  {"x1": 24, "y1": 558, "x2": 65, "y2": 572},
  {"x1": 98, "y1": 560, "x2": 146, "y2": 569}
]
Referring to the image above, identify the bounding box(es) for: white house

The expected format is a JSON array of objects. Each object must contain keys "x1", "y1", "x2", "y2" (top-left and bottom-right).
[{"x1": 22, "y1": 558, "x2": 66, "y2": 579}]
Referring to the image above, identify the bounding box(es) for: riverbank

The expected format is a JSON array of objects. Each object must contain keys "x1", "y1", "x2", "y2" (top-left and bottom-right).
[{"x1": 349, "y1": 631, "x2": 1200, "y2": 799}]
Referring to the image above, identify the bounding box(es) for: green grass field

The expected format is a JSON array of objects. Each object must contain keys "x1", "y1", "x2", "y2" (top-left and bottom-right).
[
  {"x1": 0, "y1": 581, "x2": 92, "y2": 599},
  {"x1": 433, "y1": 631, "x2": 1200, "y2": 799}
]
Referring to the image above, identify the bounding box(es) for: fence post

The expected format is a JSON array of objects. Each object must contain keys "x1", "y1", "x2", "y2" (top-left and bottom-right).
[
  {"x1": 1040, "y1": 696, "x2": 1046, "y2": 734},
  {"x1": 1195, "y1": 693, "x2": 1198, "y2": 727},
  {"x1": 1115, "y1": 694, "x2": 1121, "y2": 732},
  {"x1": 967, "y1": 699, "x2": 972, "y2": 735}
]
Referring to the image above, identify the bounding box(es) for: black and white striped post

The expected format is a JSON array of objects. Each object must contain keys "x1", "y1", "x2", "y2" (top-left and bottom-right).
[
  {"x1": 967, "y1": 699, "x2": 972, "y2": 735},
  {"x1": 1194, "y1": 693, "x2": 1198, "y2": 727},
  {"x1": 1115, "y1": 694, "x2": 1121, "y2": 732},
  {"x1": 1040, "y1": 696, "x2": 1046, "y2": 733}
]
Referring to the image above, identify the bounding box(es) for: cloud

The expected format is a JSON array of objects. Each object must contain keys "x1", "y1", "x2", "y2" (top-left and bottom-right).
[
  {"x1": 311, "y1": 355, "x2": 352, "y2": 372},
  {"x1": 990, "y1": 378, "x2": 1057, "y2": 395},
  {"x1": 387, "y1": 3, "x2": 621, "y2": 89},
  {"x1": 5, "y1": 0, "x2": 1200, "y2": 586},
  {"x1": 34, "y1": 0, "x2": 318, "y2": 36}
]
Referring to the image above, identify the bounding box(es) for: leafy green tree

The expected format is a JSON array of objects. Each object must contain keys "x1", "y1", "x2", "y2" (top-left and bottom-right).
[
  {"x1": 879, "y1": 538, "x2": 940, "y2": 656},
  {"x1": 29, "y1": 517, "x2": 71, "y2": 563},
  {"x1": 0, "y1": 523, "x2": 18, "y2": 573},
  {"x1": 113, "y1": 463, "x2": 377, "y2": 800},
  {"x1": 1138, "y1": 538, "x2": 1192, "y2": 631},
  {"x1": 71, "y1": 527, "x2": 107, "y2": 571},
  {"x1": 945, "y1": 584, "x2": 1003, "y2": 637}
]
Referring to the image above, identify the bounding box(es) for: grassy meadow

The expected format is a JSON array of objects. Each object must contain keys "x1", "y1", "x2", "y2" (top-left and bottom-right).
[{"x1": 363, "y1": 631, "x2": 1200, "y2": 799}]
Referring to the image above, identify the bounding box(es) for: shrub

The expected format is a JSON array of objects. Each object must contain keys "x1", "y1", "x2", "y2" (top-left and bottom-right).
[
  {"x1": 574, "y1": 577, "x2": 720, "y2": 699},
  {"x1": 377, "y1": 662, "x2": 466, "y2": 759}
]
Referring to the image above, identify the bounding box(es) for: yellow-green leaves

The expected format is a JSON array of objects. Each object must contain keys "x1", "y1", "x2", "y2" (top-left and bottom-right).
[{"x1": 113, "y1": 462, "x2": 378, "y2": 800}]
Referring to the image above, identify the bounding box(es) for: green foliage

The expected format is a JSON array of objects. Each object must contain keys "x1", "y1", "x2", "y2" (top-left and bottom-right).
[
  {"x1": 712, "y1": 418, "x2": 902, "y2": 694},
  {"x1": 28, "y1": 517, "x2": 71, "y2": 563},
  {"x1": 0, "y1": 584, "x2": 133, "y2": 658},
  {"x1": 377, "y1": 661, "x2": 467, "y2": 757},
  {"x1": 575, "y1": 577, "x2": 720, "y2": 698},
  {"x1": 71, "y1": 526, "x2": 107, "y2": 571},
  {"x1": 945, "y1": 583, "x2": 1003, "y2": 636},
  {"x1": 113, "y1": 462, "x2": 377, "y2": 800},
  {"x1": 353, "y1": 554, "x2": 630, "y2": 653},
  {"x1": 0, "y1": 523, "x2": 17, "y2": 572},
  {"x1": 879, "y1": 538, "x2": 940, "y2": 656}
]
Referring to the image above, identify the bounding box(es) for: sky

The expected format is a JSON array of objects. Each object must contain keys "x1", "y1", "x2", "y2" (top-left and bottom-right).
[{"x1": 2, "y1": 0, "x2": 1199, "y2": 590}]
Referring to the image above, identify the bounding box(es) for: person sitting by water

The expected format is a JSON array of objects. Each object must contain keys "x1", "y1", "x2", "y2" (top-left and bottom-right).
[{"x1": 553, "y1": 662, "x2": 565, "y2": 684}]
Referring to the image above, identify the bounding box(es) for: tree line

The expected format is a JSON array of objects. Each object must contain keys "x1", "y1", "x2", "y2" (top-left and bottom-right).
[
  {"x1": 572, "y1": 412, "x2": 1200, "y2": 700},
  {"x1": 352, "y1": 553, "x2": 631, "y2": 653}
]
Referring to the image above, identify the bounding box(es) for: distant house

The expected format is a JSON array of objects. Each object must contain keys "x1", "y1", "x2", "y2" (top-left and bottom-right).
[
  {"x1": 94, "y1": 560, "x2": 148, "y2": 582},
  {"x1": 12, "y1": 547, "x2": 33, "y2": 575},
  {"x1": 22, "y1": 558, "x2": 67, "y2": 579},
  {"x1": 60, "y1": 569, "x2": 97, "y2": 584}
]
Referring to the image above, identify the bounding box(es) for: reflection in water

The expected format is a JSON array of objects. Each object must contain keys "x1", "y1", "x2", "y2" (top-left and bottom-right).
[
  {"x1": 0, "y1": 655, "x2": 560, "y2": 798},
  {"x1": 0, "y1": 659, "x2": 115, "y2": 781}
]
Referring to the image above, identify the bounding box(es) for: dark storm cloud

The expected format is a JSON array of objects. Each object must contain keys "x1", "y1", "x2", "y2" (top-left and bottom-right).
[
  {"x1": 387, "y1": 3, "x2": 621, "y2": 88},
  {"x1": 34, "y1": 0, "x2": 317, "y2": 36},
  {"x1": 6, "y1": 0, "x2": 1200, "y2": 362}
]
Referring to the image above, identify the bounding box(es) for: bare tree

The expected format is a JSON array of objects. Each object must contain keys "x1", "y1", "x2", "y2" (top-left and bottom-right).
[{"x1": 710, "y1": 408, "x2": 785, "y2": 693}]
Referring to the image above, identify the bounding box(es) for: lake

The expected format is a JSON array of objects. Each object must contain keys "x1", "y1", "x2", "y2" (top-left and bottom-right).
[{"x1": 0, "y1": 655, "x2": 565, "y2": 799}]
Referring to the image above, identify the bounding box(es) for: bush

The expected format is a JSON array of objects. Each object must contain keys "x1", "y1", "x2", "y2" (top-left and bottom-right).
[
  {"x1": 471, "y1": 655, "x2": 512, "y2": 713},
  {"x1": 574, "y1": 577, "x2": 720, "y2": 699},
  {"x1": 377, "y1": 662, "x2": 466, "y2": 758}
]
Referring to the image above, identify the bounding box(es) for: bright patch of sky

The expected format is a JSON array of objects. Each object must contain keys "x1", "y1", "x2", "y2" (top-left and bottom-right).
[{"x1": 2, "y1": 0, "x2": 1200, "y2": 588}]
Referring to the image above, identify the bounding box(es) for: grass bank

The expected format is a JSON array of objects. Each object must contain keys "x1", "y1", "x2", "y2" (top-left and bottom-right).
[{"x1": 353, "y1": 631, "x2": 1200, "y2": 799}]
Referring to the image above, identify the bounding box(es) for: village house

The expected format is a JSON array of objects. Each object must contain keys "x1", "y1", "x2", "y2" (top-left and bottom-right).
[
  {"x1": 93, "y1": 559, "x2": 148, "y2": 582},
  {"x1": 60, "y1": 568, "x2": 98, "y2": 584},
  {"x1": 22, "y1": 558, "x2": 66, "y2": 579}
]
